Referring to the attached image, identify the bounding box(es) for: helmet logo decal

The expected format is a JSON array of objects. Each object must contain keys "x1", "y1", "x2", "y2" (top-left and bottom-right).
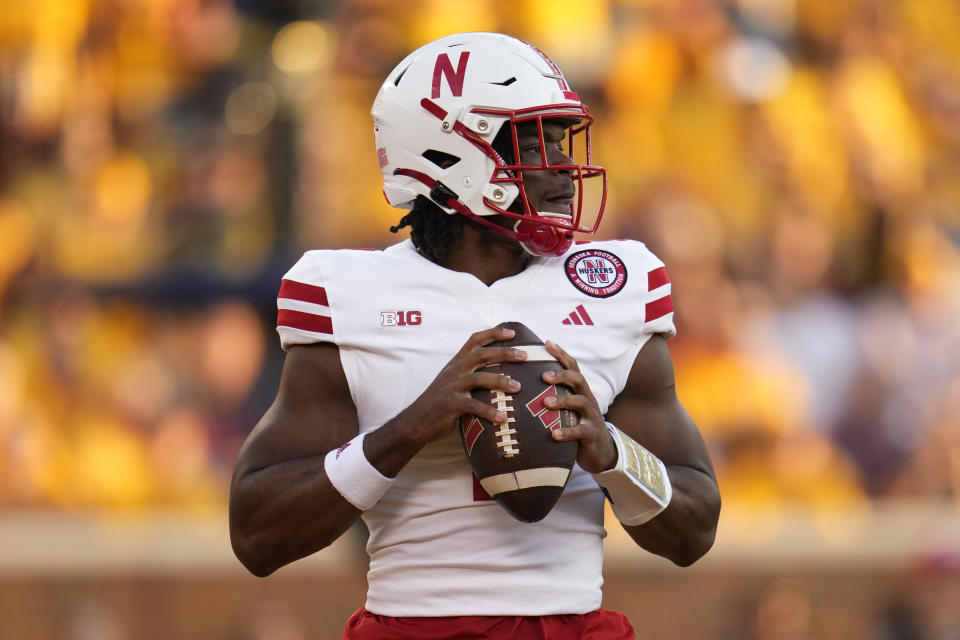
[
  {"x1": 565, "y1": 249, "x2": 628, "y2": 298},
  {"x1": 431, "y1": 51, "x2": 471, "y2": 99}
]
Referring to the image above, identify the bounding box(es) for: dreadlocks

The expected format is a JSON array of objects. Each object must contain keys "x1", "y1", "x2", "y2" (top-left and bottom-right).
[
  {"x1": 388, "y1": 124, "x2": 517, "y2": 262},
  {"x1": 389, "y1": 196, "x2": 465, "y2": 263}
]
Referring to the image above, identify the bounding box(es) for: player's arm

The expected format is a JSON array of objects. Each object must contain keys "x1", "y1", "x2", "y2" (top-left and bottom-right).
[
  {"x1": 603, "y1": 335, "x2": 720, "y2": 565},
  {"x1": 229, "y1": 342, "x2": 363, "y2": 577},
  {"x1": 229, "y1": 328, "x2": 526, "y2": 577},
  {"x1": 545, "y1": 336, "x2": 720, "y2": 567}
]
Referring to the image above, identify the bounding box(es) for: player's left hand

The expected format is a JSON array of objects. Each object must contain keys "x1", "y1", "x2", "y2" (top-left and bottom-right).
[{"x1": 541, "y1": 341, "x2": 618, "y2": 474}]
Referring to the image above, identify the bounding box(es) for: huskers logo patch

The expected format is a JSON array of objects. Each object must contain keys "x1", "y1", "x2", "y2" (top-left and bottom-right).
[{"x1": 565, "y1": 249, "x2": 628, "y2": 298}]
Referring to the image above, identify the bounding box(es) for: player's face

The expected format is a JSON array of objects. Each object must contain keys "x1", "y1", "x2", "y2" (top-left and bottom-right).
[{"x1": 515, "y1": 121, "x2": 576, "y2": 216}]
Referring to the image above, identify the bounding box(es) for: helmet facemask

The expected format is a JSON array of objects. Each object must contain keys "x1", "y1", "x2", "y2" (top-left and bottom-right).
[
  {"x1": 486, "y1": 110, "x2": 606, "y2": 256},
  {"x1": 408, "y1": 100, "x2": 606, "y2": 257}
]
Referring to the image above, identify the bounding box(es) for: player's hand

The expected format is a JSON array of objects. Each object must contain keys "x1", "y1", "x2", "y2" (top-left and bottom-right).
[
  {"x1": 541, "y1": 341, "x2": 617, "y2": 474},
  {"x1": 395, "y1": 326, "x2": 528, "y2": 447}
]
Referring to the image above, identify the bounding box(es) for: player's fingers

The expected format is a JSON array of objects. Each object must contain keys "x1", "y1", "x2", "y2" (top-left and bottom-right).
[
  {"x1": 459, "y1": 326, "x2": 515, "y2": 354},
  {"x1": 549, "y1": 420, "x2": 599, "y2": 444},
  {"x1": 457, "y1": 372, "x2": 521, "y2": 393},
  {"x1": 460, "y1": 397, "x2": 509, "y2": 424},
  {"x1": 545, "y1": 340, "x2": 581, "y2": 373},
  {"x1": 542, "y1": 368, "x2": 586, "y2": 392},
  {"x1": 550, "y1": 418, "x2": 619, "y2": 474},
  {"x1": 546, "y1": 402, "x2": 606, "y2": 441},
  {"x1": 542, "y1": 370, "x2": 599, "y2": 407},
  {"x1": 466, "y1": 345, "x2": 528, "y2": 369},
  {"x1": 544, "y1": 391, "x2": 599, "y2": 421}
]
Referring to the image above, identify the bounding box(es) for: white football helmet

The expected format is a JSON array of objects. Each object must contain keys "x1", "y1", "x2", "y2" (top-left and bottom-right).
[{"x1": 372, "y1": 32, "x2": 606, "y2": 257}]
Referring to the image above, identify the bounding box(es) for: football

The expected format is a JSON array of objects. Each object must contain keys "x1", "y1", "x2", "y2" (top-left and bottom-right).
[{"x1": 459, "y1": 321, "x2": 578, "y2": 522}]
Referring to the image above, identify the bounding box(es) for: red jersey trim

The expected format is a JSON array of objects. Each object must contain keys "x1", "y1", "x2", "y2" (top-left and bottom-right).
[
  {"x1": 277, "y1": 308, "x2": 333, "y2": 335},
  {"x1": 647, "y1": 266, "x2": 669, "y2": 290},
  {"x1": 279, "y1": 279, "x2": 329, "y2": 307},
  {"x1": 645, "y1": 295, "x2": 674, "y2": 322}
]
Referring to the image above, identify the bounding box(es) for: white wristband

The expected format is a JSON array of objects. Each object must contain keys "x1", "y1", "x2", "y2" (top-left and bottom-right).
[
  {"x1": 592, "y1": 423, "x2": 672, "y2": 526},
  {"x1": 324, "y1": 433, "x2": 394, "y2": 511}
]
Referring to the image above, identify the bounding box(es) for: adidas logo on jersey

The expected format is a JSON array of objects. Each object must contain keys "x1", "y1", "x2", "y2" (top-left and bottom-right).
[{"x1": 561, "y1": 305, "x2": 594, "y2": 326}]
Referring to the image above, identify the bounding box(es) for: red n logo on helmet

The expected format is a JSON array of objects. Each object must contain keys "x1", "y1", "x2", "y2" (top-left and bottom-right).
[{"x1": 431, "y1": 51, "x2": 470, "y2": 98}]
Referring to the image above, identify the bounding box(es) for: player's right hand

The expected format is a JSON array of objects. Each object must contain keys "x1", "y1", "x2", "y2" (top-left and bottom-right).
[{"x1": 394, "y1": 326, "x2": 528, "y2": 447}]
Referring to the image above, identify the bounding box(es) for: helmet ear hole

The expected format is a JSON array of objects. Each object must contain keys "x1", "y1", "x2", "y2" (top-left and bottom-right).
[{"x1": 422, "y1": 150, "x2": 461, "y2": 169}]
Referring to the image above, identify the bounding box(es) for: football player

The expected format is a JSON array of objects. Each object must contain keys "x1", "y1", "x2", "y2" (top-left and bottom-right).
[{"x1": 230, "y1": 31, "x2": 720, "y2": 640}]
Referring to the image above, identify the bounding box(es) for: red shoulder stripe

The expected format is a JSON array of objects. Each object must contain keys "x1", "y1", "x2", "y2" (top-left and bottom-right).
[
  {"x1": 645, "y1": 294, "x2": 674, "y2": 322},
  {"x1": 279, "y1": 279, "x2": 328, "y2": 306},
  {"x1": 277, "y1": 309, "x2": 333, "y2": 335},
  {"x1": 648, "y1": 267, "x2": 669, "y2": 290}
]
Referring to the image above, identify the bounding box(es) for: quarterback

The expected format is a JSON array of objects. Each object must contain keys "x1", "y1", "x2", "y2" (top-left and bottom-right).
[{"x1": 230, "y1": 32, "x2": 720, "y2": 639}]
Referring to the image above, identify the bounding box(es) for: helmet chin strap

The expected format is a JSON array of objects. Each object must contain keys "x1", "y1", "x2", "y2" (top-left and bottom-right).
[
  {"x1": 391, "y1": 168, "x2": 573, "y2": 257},
  {"x1": 447, "y1": 193, "x2": 573, "y2": 257},
  {"x1": 450, "y1": 196, "x2": 572, "y2": 257},
  {"x1": 445, "y1": 192, "x2": 571, "y2": 257}
]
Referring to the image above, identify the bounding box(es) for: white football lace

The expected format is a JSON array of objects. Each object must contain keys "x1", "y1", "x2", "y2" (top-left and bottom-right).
[{"x1": 491, "y1": 390, "x2": 518, "y2": 457}]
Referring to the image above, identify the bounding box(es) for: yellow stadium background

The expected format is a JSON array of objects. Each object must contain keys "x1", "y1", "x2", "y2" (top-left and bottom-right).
[{"x1": 1, "y1": 0, "x2": 959, "y2": 638}]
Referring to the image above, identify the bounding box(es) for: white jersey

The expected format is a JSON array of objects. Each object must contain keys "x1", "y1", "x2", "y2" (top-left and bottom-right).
[{"x1": 275, "y1": 239, "x2": 675, "y2": 616}]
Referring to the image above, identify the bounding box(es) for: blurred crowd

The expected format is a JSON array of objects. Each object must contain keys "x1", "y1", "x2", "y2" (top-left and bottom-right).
[{"x1": 0, "y1": 0, "x2": 958, "y2": 519}]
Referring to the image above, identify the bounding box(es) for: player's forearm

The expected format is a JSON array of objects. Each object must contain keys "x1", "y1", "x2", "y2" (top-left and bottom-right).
[
  {"x1": 362, "y1": 411, "x2": 439, "y2": 477},
  {"x1": 229, "y1": 457, "x2": 361, "y2": 577},
  {"x1": 230, "y1": 409, "x2": 438, "y2": 577},
  {"x1": 623, "y1": 465, "x2": 720, "y2": 566}
]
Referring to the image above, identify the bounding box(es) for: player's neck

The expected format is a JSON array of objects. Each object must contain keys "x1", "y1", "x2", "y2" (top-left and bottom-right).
[{"x1": 433, "y1": 225, "x2": 530, "y2": 286}]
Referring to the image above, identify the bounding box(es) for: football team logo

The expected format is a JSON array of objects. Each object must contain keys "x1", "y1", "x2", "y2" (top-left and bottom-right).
[
  {"x1": 564, "y1": 250, "x2": 627, "y2": 298},
  {"x1": 460, "y1": 416, "x2": 485, "y2": 455},
  {"x1": 526, "y1": 386, "x2": 563, "y2": 433}
]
